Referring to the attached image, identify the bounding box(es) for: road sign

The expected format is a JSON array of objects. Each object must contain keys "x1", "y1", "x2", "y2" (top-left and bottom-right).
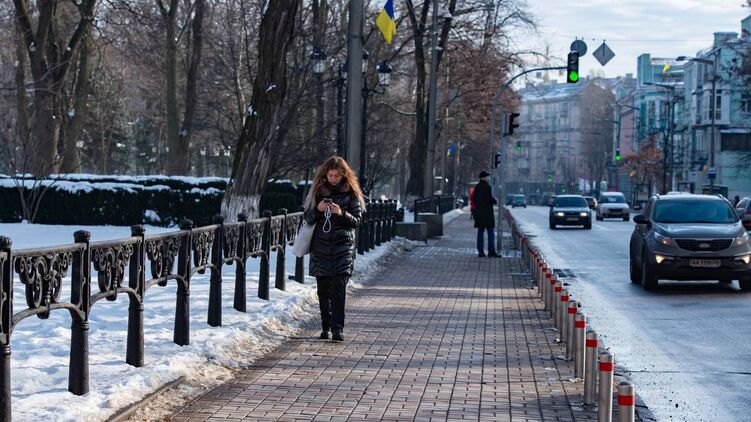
[
  {"x1": 708, "y1": 167, "x2": 717, "y2": 179},
  {"x1": 593, "y1": 42, "x2": 615, "y2": 66},
  {"x1": 570, "y1": 40, "x2": 587, "y2": 57}
]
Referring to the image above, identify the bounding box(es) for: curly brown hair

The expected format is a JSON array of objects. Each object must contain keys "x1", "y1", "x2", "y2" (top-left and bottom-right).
[{"x1": 305, "y1": 155, "x2": 366, "y2": 209}]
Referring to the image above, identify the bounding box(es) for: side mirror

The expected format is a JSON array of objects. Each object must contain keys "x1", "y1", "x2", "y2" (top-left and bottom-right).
[{"x1": 633, "y1": 214, "x2": 648, "y2": 225}]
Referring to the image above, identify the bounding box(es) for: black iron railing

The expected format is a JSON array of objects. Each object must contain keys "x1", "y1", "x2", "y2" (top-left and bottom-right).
[
  {"x1": 0, "y1": 202, "x2": 397, "y2": 421},
  {"x1": 413, "y1": 195, "x2": 456, "y2": 217}
]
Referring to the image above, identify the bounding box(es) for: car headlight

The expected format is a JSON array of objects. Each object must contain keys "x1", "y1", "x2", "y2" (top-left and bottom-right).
[
  {"x1": 734, "y1": 232, "x2": 750, "y2": 247},
  {"x1": 580, "y1": 212, "x2": 589, "y2": 217},
  {"x1": 653, "y1": 232, "x2": 675, "y2": 247},
  {"x1": 735, "y1": 254, "x2": 751, "y2": 264},
  {"x1": 555, "y1": 212, "x2": 565, "y2": 217}
]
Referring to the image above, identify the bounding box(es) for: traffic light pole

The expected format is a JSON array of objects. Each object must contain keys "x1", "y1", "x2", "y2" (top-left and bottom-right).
[{"x1": 490, "y1": 66, "x2": 566, "y2": 251}]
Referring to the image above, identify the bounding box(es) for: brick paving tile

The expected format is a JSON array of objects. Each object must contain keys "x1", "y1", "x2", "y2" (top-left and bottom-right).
[{"x1": 172, "y1": 214, "x2": 620, "y2": 421}]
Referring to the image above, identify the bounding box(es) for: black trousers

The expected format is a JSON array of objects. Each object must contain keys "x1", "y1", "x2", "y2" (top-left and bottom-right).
[{"x1": 315, "y1": 275, "x2": 349, "y2": 332}]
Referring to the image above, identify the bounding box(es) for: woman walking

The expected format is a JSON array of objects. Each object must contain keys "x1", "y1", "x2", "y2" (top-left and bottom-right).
[{"x1": 304, "y1": 156, "x2": 364, "y2": 342}]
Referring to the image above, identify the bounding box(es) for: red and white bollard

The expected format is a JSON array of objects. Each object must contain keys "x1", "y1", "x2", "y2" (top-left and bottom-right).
[
  {"x1": 584, "y1": 330, "x2": 599, "y2": 405},
  {"x1": 598, "y1": 351, "x2": 614, "y2": 422},
  {"x1": 553, "y1": 279, "x2": 562, "y2": 323},
  {"x1": 566, "y1": 299, "x2": 578, "y2": 357},
  {"x1": 574, "y1": 311, "x2": 586, "y2": 378},
  {"x1": 558, "y1": 289, "x2": 570, "y2": 338},
  {"x1": 618, "y1": 381, "x2": 635, "y2": 422},
  {"x1": 549, "y1": 272, "x2": 557, "y2": 314}
]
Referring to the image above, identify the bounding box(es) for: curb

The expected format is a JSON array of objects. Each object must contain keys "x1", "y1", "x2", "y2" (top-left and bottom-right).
[{"x1": 106, "y1": 376, "x2": 186, "y2": 422}]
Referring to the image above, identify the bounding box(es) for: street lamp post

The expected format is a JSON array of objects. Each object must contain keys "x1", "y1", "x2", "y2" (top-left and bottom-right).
[
  {"x1": 359, "y1": 54, "x2": 392, "y2": 194},
  {"x1": 677, "y1": 51, "x2": 719, "y2": 192}
]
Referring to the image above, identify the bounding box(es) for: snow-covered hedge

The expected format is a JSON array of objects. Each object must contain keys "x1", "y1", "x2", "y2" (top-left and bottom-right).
[{"x1": 0, "y1": 175, "x2": 302, "y2": 226}]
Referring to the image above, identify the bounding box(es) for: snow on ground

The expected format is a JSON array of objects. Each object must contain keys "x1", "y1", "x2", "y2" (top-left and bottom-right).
[{"x1": 0, "y1": 221, "x2": 408, "y2": 421}]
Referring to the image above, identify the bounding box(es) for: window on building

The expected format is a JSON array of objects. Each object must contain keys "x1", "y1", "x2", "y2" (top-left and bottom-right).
[
  {"x1": 714, "y1": 89, "x2": 722, "y2": 120},
  {"x1": 721, "y1": 132, "x2": 751, "y2": 151},
  {"x1": 741, "y1": 92, "x2": 751, "y2": 114}
]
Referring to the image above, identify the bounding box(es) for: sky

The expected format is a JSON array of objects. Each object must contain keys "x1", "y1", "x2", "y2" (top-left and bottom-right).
[
  {"x1": 0, "y1": 215, "x2": 434, "y2": 421},
  {"x1": 521, "y1": 0, "x2": 750, "y2": 80}
]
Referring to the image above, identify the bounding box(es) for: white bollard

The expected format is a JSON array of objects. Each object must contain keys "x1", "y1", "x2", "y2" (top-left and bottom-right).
[
  {"x1": 550, "y1": 274, "x2": 559, "y2": 317},
  {"x1": 584, "y1": 330, "x2": 599, "y2": 405},
  {"x1": 598, "y1": 351, "x2": 614, "y2": 422},
  {"x1": 574, "y1": 311, "x2": 586, "y2": 378},
  {"x1": 617, "y1": 381, "x2": 635, "y2": 422},
  {"x1": 554, "y1": 281, "x2": 563, "y2": 328}
]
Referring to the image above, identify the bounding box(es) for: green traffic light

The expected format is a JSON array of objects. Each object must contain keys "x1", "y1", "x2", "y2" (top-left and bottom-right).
[
  {"x1": 547, "y1": 176, "x2": 553, "y2": 183},
  {"x1": 568, "y1": 71, "x2": 579, "y2": 82},
  {"x1": 615, "y1": 154, "x2": 622, "y2": 161},
  {"x1": 515, "y1": 144, "x2": 521, "y2": 152}
]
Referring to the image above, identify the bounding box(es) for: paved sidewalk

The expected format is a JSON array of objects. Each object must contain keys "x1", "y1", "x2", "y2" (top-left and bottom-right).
[{"x1": 172, "y1": 214, "x2": 598, "y2": 421}]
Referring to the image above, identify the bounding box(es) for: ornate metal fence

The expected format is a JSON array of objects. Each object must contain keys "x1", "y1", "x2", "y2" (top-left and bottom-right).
[
  {"x1": 0, "y1": 203, "x2": 397, "y2": 421},
  {"x1": 413, "y1": 195, "x2": 456, "y2": 217}
]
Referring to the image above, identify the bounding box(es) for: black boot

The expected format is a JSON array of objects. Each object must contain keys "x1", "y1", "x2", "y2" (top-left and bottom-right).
[
  {"x1": 320, "y1": 330, "x2": 330, "y2": 339},
  {"x1": 331, "y1": 330, "x2": 344, "y2": 342}
]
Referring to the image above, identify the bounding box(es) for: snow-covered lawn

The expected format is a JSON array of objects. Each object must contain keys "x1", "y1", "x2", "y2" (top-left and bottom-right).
[{"x1": 0, "y1": 221, "x2": 408, "y2": 421}]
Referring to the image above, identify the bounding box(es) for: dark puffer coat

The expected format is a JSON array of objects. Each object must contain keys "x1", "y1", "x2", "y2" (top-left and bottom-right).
[
  {"x1": 304, "y1": 182, "x2": 363, "y2": 277},
  {"x1": 473, "y1": 179, "x2": 496, "y2": 229}
]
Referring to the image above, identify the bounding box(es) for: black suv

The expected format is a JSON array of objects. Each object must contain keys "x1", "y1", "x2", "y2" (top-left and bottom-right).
[
  {"x1": 549, "y1": 195, "x2": 592, "y2": 229},
  {"x1": 629, "y1": 194, "x2": 751, "y2": 291}
]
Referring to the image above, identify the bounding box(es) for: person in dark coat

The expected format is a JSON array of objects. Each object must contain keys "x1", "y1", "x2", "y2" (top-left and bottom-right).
[
  {"x1": 304, "y1": 156, "x2": 365, "y2": 342},
  {"x1": 473, "y1": 171, "x2": 499, "y2": 257}
]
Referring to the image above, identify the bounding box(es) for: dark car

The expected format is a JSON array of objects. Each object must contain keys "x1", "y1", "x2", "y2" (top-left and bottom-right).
[
  {"x1": 511, "y1": 194, "x2": 527, "y2": 208},
  {"x1": 584, "y1": 196, "x2": 598, "y2": 210},
  {"x1": 735, "y1": 197, "x2": 751, "y2": 231},
  {"x1": 629, "y1": 194, "x2": 751, "y2": 291},
  {"x1": 505, "y1": 194, "x2": 514, "y2": 205},
  {"x1": 549, "y1": 195, "x2": 592, "y2": 230}
]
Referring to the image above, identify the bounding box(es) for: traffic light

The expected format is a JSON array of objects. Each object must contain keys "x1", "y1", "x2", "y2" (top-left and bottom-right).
[
  {"x1": 566, "y1": 52, "x2": 579, "y2": 83},
  {"x1": 561, "y1": 187, "x2": 567, "y2": 193},
  {"x1": 508, "y1": 112, "x2": 520, "y2": 135},
  {"x1": 515, "y1": 142, "x2": 522, "y2": 152},
  {"x1": 615, "y1": 148, "x2": 622, "y2": 161},
  {"x1": 546, "y1": 175, "x2": 553, "y2": 183},
  {"x1": 493, "y1": 152, "x2": 501, "y2": 168}
]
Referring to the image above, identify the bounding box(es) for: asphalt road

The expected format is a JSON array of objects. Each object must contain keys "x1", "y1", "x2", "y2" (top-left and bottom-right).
[{"x1": 509, "y1": 205, "x2": 751, "y2": 422}]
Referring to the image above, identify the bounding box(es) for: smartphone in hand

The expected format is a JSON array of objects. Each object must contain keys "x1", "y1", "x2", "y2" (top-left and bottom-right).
[{"x1": 323, "y1": 198, "x2": 333, "y2": 204}]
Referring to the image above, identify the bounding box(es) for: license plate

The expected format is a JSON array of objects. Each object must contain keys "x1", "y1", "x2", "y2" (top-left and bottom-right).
[
  {"x1": 566, "y1": 217, "x2": 578, "y2": 221},
  {"x1": 689, "y1": 259, "x2": 721, "y2": 268}
]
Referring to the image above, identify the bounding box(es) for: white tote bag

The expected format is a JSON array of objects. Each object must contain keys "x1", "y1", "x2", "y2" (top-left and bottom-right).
[{"x1": 292, "y1": 221, "x2": 316, "y2": 258}]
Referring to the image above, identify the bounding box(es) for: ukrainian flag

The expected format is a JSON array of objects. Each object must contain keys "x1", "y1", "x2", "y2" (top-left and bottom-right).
[{"x1": 376, "y1": 0, "x2": 397, "y2": 45}]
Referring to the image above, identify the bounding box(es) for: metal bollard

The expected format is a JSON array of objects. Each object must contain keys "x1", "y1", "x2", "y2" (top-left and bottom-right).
[
  {"x1": 559, "y1": 289, "x2": 570, "y2": 338},
  {"x1": 566, "y1": 299, "x2": 577, "y2": 355},
  {"x1": 574, "y1": 311, "x2": 586, "y2": 377},
  {"x1": 549, "y1": 273, "x2": 558, "y2": 316},
  {"x1": 598, "y1": 351, "x2": 615, "y2": 422},
  {"x1": 542, "y1": 266, "x2": 550, "y2": 309},
  {"x1": 617, "y1": 381, "x2": 635, "y2": 422},
  {"x1": 584, "y1": 330, "x2": 599, "y2": 406},
  {"x1": 554, "y1": 283, "x2": 564, "y2": 329}
]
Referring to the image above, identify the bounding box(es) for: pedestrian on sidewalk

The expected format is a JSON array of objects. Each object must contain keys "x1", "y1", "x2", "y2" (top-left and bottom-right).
[
  {"x1": 473, "y1": 171, "x2": 499, "y2": 257},
  {"x1": 304, "y1": 156, "x2": 365, "y2": 342}
]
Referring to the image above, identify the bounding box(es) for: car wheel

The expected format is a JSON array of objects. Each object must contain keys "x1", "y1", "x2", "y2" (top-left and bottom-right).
[
  {"x1": 584, "y1": 221, "x2": 592, "y2": 230},
  {"x1": 549, "y1": 221, "x2": 556, "y2": 230},
  {"x1": 740, "y1": 277, "x2": 751, "y2": 292},
  {"x1": 629, "y1": 257, "x2": 641, "y2": 283},
  {"x1": 641, "y1": 252, "x2": 658, "y2": 290},
  {"x1": 623, "y1": 215, "x2": 630, "y2": 221}
]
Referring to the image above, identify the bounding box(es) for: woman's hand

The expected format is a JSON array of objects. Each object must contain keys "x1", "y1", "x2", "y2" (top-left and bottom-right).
[
  {"x1": 329, "y1": 203, "x2": 343, "y2": 216},
  {"x1": 317, "y1": 200, "x2": 327, "y2": 212}
]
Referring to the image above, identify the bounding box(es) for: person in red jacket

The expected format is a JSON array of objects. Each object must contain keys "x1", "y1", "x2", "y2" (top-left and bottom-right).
[{"x1": 468, "y1": 185, "x2": 476, "y2": 220}]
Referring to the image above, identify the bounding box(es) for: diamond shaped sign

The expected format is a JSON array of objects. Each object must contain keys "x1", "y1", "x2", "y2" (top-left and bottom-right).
[{"x1": 593, "y1": 42, "x2": 615, "y2": 66}]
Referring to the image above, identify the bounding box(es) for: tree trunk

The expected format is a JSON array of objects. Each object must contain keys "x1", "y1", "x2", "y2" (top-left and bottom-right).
[
  {"x1": 177, "y1": 0, "x2": 205, "y2": 176},
  {"x1": 60, "y1": 30, "x2": 93, "y2": 173},
  {"x1": 162, "y1": 0, "x2": 181, "y2": 175},
  {"x1": 13, "y1": 20, "x2": 30, "y2": 172},
  {"x1": 221, "y1": 0, "x2": 301, "y2": 220}
]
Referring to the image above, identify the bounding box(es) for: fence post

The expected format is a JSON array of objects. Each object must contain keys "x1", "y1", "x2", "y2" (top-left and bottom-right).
[
  {"x1": 357, "y1": 213, "x2": 365, "y2": 255},
  {"x1": 258, "y1": 211, "x2": 272, "y2": 300},
  {"x1": 0, "y1": 236, "x2": 12, "y2": 421},
  {"x1": 127, "y1": 225, "x2": 145, "y2": 367},
  {"x1": 368, "y1": 203, "x2": 376, "y2": 250},
  {"x1": 234, "y1": 213, "x2": 248, "y2": 312},
  {"x1": 598, "y1": 351, "x2": 615, "y2": 422},
  {"x1": 374, "y1": 202, "x2": 382, "y2": 246},
  {"x1": 69, "y1": 230, "x2": 91, "y2": 396},
  {"x1": 174, "y1": 219, "x2": 193, "y2": 346},
  {"x1": 584, "y1": 329, "x2": 599, "y2": 406},
  {"x1": 294, "y1": 208, "x2": 305, "y2": 284},
  {"x1": 275, "y1": 209, "x2": 287, "y2": 291},
  {"x1": 208, "y1": 215, "x2": 224, "y2": 327}
]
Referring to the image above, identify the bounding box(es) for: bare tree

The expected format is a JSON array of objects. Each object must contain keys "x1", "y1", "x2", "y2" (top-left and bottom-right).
[{"x1": 222, "y1": 0, "x2": 302, "y2": 220}]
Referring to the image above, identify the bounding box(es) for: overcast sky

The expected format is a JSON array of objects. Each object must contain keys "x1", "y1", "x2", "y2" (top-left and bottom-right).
[{"x1": 519, "y1": 0, "x2": 750, "y2": 80}]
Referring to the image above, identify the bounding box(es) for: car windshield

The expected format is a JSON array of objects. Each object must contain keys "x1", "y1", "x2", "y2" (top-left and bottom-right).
[
  {"x1": 554, "y1": 197, "x2": 587, "y2": 208},
  {"x1": 601, "y1": 195, "x2": 626, "y2": 203},
  {"x1": 653, "y1": 200, "x2": 739, "y2": 224}
]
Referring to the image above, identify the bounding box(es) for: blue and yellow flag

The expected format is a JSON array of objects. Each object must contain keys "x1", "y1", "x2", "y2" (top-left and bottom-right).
[{"x1": 376, "y1": 0, "x2": 397, "y2": 45}]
